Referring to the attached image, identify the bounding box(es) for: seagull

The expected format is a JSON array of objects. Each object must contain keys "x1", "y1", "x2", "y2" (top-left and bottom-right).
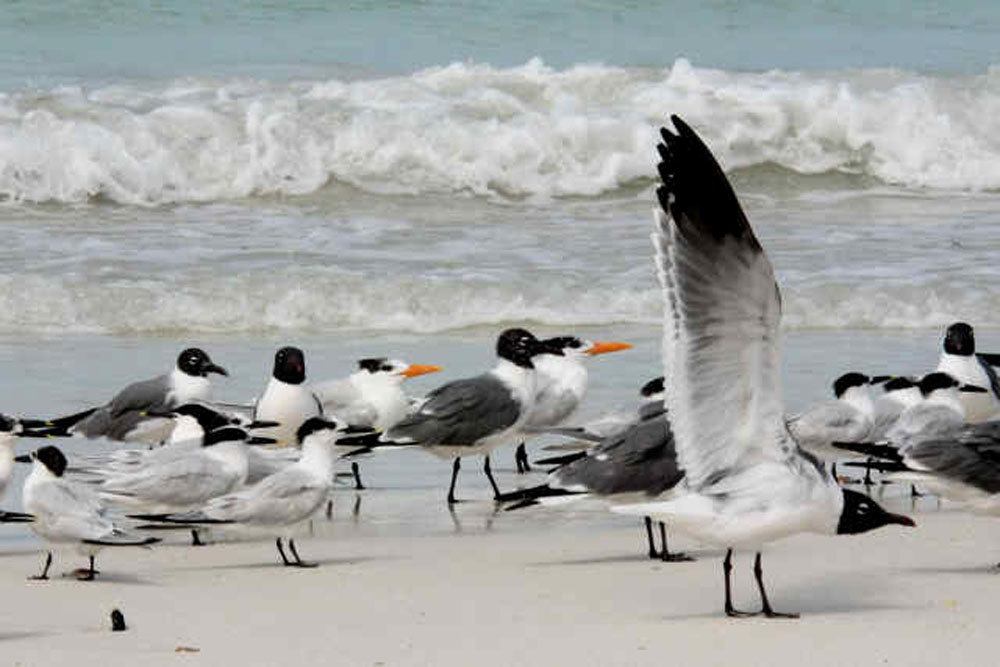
[
  {"x1": 383, "y1": 328, "x2": 547, "y2": 504},
  {"x1": 836, "y1": 421, "x2": 1000, "y2": 535},
  {"x1": 500, "y1": 377, "x2": 691, "y2": 561},
  {"x1": 935, "y1": 322, "x2": 1000, "y2": 423},
  {"x1": 786, "y1": 372, "x2": 887, "y2": 475},
  {"x1": 253, "y1": 346, "x2": 323, "y2": 447},
  {"x1": 611, "y1": 115, "x2": 914, "y2": 618},
  {"x1": 0, "y1": 415, "x2": 34, "y2": 523},
  {"x1": 312, "y1": 357, "x2": 441, "y2": 488},
  {"x1": 21, "y1": 445, "x2": 159, "y2": 581},
  {"x1": 132, "y1": 417, "x2": 349, "y2": 567},
  {"x1": 54, "y1": 348, "x2": 229, "y2": 444},
  {"x1": 514, "y1": 336, "x2": 632, "y2": 473}
]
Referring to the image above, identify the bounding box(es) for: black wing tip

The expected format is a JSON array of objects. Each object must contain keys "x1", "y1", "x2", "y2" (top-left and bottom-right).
[
  {"x1": 82, "y1": 536, "x2": 162, "y2": 546},
  {"x1": 0, "y1": 511, "x2": 34, "y2": 523},
  {"x1": 831, "y1": 441, "x2": 903, "y2": 462}
]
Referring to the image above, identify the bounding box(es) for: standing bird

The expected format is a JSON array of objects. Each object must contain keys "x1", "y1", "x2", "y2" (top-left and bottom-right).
[
  {"x1": 501, "y1": 377, "x2": 691, "y2": 561},
  {"x1": 612, "y1": 115, "x2": 913, "y2": 618},
  {"x1": 935, "y1": 322, "x2": 1000, "y2": 423},
  {"x1": 22, "y1": 445, "x2": 159, "y2": 581},
  {"x1": 786, "y1": 372, "x2": 886, "y2": 477},
  {"x1": 253, "y1": 346, "x2": 322, "y2": 447},
  {"x1": 1, "y1": 415, "x2": 34, "y2": 522},
  {"x1": 515, "y1": 336, "x2": 632, "y2": 473},
  {"x1": 55, "y1": 348, "x2": 229, "y2": 444},
  {"x1": 132, "y1": 417, "x2": 349, "y2": 567},
  {"x1": 312, "y1": 357, "x2": 441, "y2": 489},
  {"x1": 384, "y1": 328, "x2": 547, "y2": 504}
]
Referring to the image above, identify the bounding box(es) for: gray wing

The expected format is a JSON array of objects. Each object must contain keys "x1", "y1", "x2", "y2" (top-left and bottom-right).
[
  {"x1": 100, "y1": 454, "x2": 236, "y2": 506},
  {"x1": 654, "y1": 116, "x2": 793, "y2": 490},
  {"x1": 551, "y1": 408, "x2": 683, "y2": 497},
  {"x1": 386, "y1": 374, "x2": 520, "y2": 446},
  {"x1": 976, "y1": 355, "x2": 1000, "y2": 398},
  {"x1": 73, "y1": 373, "x2": 172, "y2": 439},
  {"x1": 205, "y1": 467, "x2": 329, "y2": 525},
  {"x1": 891, "y1": 405, "x2": 964, "y2": 445},
  {"x1": 871, "y1": 398, "x2": 906, "y2": 440},
  {"x1": 786, "y1": 401, "x2": 872, "y2": 454},
  {"x1": 904, "y1": 422, "x2": 1000, "y2": 494}
]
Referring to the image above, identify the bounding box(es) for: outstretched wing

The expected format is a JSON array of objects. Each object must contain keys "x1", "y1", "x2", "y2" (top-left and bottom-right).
[{"x1": 653, "y1": 115, "x2": 791, "y2": 491}]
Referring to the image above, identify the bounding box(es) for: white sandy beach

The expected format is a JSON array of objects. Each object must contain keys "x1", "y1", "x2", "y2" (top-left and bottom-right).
[{"x1": 2, "y1": 480, "x2": 998, "y2": 666}]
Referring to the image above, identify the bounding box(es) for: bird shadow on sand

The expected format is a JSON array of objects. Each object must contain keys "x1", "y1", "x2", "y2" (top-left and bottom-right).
[
  {"x1": 904, "y1": 563, "x2": 1000, "y2": 577},
  {"x1": 526, "y1": 548, "x2": 725, "y2": 568},
  {"x1": 178, "y1": 554, "x2": 390, "y2": 573},
  {"x1": 0, "y1": 630, "x2": 50, "y2": 643}
]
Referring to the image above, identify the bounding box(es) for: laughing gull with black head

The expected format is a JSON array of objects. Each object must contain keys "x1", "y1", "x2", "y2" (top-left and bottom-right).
[
  {"x1": 611, "y1": 115, "x2": 914, "y2": 618},
  {"x1": 383, "y1": 328, "x2": 547, "y2": 504},
  {"x1": 514, "y1": 336, "x2": 632, "y2": 473},
  {"x1": 55, "y1": 348, "x2": 229, "y2": 444},
  {"x1": 253, "y1": 346, "x2": 323, "y2": 447},
  {"x1": 935, "y1": 322, "x2": 1000, "y2": 423}
]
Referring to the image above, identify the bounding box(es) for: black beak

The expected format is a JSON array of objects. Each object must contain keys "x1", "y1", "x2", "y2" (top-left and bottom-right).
[
  {"x1": 13, "y1": 454, "x2": 32, "y2": 463},
  {"x1": 870, "y1": 375, "x2": 892, "y2": 384},
  {"x1": 247, "y1": 419, "x2": 281, "y2": 429},
  {"x1": 204, "y1": 363, "x2": 229, "y2": 377},
  {"x1": 886, "y1": 512, "x2": 916, "y2": 527},
  {"x1": 342, "y1": 424, "x2": 376, "y2": 435},
  {"x1": 960, "y1": 384, "x2": 990, "y2": 393},
  {"x1": 246, "y1": 436, "x2": 278, "y2": 446}
]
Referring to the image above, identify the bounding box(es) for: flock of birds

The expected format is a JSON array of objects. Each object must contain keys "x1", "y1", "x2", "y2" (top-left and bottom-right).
[{"x1": 3, "y1": 115, "x2": 1000, "y2": 619}]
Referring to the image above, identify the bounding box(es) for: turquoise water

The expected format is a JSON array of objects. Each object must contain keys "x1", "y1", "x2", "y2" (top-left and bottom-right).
[{"x1": 2, "y1": 0, "x2": 999, "y2": 91}]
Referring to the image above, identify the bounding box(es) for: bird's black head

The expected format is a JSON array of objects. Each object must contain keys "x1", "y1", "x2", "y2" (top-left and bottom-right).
[
  {"x1": 177, "y1": 348, "x2": 228, "y2": 378},
  {"x1": 640, "y1": 377, "x2": 665, "y2": 397},
  {"x1": 34, "y1": 445, "x2": 67, "y2": 477},
  {"x1": 833, "y1": 372, "x2": 870, "y2": 398},
  {"x1": 496, "y1": 328, "x2": 543, "y2": 369},
  {"x1": 918, "y1": 372, "x2": 961, "y2": 397},
  {"x1": 837, "y1": 489, "x2": 915, "y2": 535},
  {"x1": 171, "y1": 403, "x2": 230, "y2": 431},
  {"x1": 883, "y1": 376, "x2": 917, "y2": 392},
  {"x1": 541, "y1": 336, "x2": 584, "y2": 356},
  {"x1": 296, "y1": 416, "x2": 341, "y2": 444},
  {"x1": 357, "y1": 357, "x2": 392, "y2": 374},
  {"x1": 202, "y1": 426, "x2": 248, "y2": 447},
  {"x1": 273, "y1": 346, "x2": 306, "y2": 385},
  {"x1": 944, "y1": 322, "x2": 975, "y2": 356},
  {"x1": 0, "y1": 413, "x2": 17, "y2": 433}
]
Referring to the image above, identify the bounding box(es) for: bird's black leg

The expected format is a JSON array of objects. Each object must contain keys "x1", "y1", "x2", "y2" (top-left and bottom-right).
[
  {"x1": 288, "y1": 539, "x2": 318, "y2": 568},
  {"x1": 483, "y1": 455, "x2": 502, "y2": 500},
  {"x1": 191, "y1": 529, "x2": 205, "y2": 546},
  {"x1": 276, "y1": 537, "x2": 291, "y2": 566},
  {"x1": 644, "y1": 516, "x2": 658, "y2": 559},
  {"x1": 910, "y1": 484, "x2": 923, "y2": 498},
  {"x1": 326, "y1": 498, "x2": 334, "y2": 519},
  {"x1": 753, "y1": 552, "x2": 798, "y2": 619},
  {"x1": 515, "y1": 442, "x2": 531, "y2": 474},
  {"x1": 30, "y1": 552, "x2": 52, "y2": 581},
  {"x1": 447, "y1": 457, "x2": 461, "y2": 505},
  {"x1": 76, "y1": 555, "x2": 98, "y2": 581},
  {"x1": 351, "y1": 461, "x2": 365, "y2": 490},
  {"x1": 863, "y1": 457, "x2": 875, "y2": 486},
  {"x1": 724, "y1": 549, "x2": 754, "y2": 618},
  {"x1": 660, "y1": 521, "x2": 694, "y2": 562}
]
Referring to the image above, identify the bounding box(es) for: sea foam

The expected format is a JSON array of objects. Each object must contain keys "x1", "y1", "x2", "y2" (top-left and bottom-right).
[{"x1": 3, "y1": 59, "x2": 1000, "y2": 205}]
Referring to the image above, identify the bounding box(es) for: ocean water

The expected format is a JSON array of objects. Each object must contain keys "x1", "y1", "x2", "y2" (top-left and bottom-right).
[{"x1": 1, "y1": 2, "x2": 999, "y2": 542}]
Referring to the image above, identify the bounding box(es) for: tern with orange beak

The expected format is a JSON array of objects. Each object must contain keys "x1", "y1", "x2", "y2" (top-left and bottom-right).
[
  {"x1": 313, "y1": 357, "x2": 442, "y2": 488},
  {"x1": 612, "y1": 115, "x2": 914, "y2": 618},
  {"x1": 515, "y1": 336, "x2": 632, "y2": 472}
]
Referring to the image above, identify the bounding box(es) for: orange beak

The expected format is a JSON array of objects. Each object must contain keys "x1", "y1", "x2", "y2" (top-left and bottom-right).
[
  {"x1": 400, "y1": 364, "x2": 442, "y2": 378},
  {"x1": 586, "y1": 341, "x2": 633, "y2": 356}
]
